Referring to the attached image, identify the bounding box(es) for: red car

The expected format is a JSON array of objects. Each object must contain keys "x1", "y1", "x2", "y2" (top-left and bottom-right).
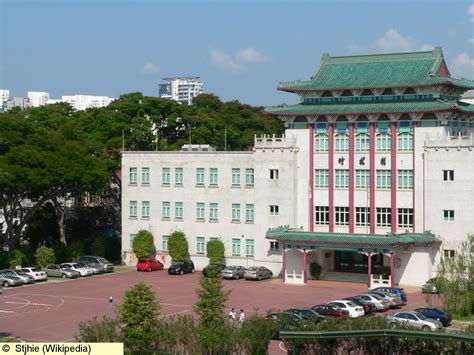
[
  {"x1": 136, "y1": 258, "x2": 164, "y2": 272},
  {"x1": 311, "y1": 304, "x2": 349, "y2": 319}
]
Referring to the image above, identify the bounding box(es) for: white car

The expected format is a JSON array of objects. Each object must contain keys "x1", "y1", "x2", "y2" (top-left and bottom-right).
[
  {"x1": 60, "y1": 263, "x2": 93, "y2": 277},
  {"x1": 21, "y1": 267, "x2": 48, "y2": 281},
  {"x1": 328, "y1": 300, "x2": 365, "y2": 318},
  {"x1": 356, "y1": 294, "x2": 390, "y2": 311}
]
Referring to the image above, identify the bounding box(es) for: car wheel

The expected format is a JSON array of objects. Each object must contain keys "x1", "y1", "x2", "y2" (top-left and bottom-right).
[
  {"x1": 62, "y1": 274, "x2": 67, "y2": 279},
  {"x1": 3, "y1": 281, "x2": 9, "y2": 287},
  {"x1": 422, "y1": 325, "x2": 431, "y2": 331},
  {"x1": 148, "y1": 267, "x2": 152, "y2": 272},
  {"x1": 180, "y1": 270, "x2": 184, "y2": 275},
  {"x1": 192, "y1": 269, "x2": 195, "y2": 273},
  {"x1": 258, "y1": 275, "x2": 262, "y2": 281},
  {"x1": 389, "y1": 323, "x2": 396, "y2": 329},
  {"x1": 235, "y1": 274, "x2": 239, "y2": 280}
]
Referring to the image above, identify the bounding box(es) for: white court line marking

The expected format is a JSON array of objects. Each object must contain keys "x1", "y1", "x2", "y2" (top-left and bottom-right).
[
  {"x1": 0, "y1": 296, "x2": 31, "y2": 311},
  {"x1": 5, "y1": 301, "x2": 25, "y2": 304},
  {"x1": 163, "y1": 309, "x2": 191, "y2": 317},
  {"x1": 15, "y1": 293, "x2": 108, "y2": 301},
  {"x1": 0, "y1": 310, "x2": 15, "y2": 313},
  {"x1": 279, "y1": 341, "x2": 288, "y2": 353},
  {"x1": 31, "y1": 303, "x2": 52, "y2": 306}
]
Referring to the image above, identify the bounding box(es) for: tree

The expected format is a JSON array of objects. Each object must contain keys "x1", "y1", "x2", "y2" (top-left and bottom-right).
[
  {"x1": 35, "y1": 246, "x2": 55, "y2": 268},
  {"x1": 76, "y1": 316, "x2": 120, "y2": 342},
  {"x1": 117, "y1": 282, "x2": 161, "y2": 351},
  {"x1": 132, "y1": 230, "x2": 155, "y2": 259},
  {"x1": 10, "y1": 249, "x2": 27, "y2": 268},
  {"x1": 91, "y1": 235, "x2": 106, "y2": 256},
  {"x1": 168, "y1": 231, "x2": 188, "y2": 261},
  {"x1": 206, "y1": 239, "x2": 225, "y2": 264}
]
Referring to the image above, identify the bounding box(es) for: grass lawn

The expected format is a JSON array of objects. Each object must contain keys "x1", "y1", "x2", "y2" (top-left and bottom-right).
[
  {"x1": 113, "y1": 265, "x2": 135, "y2": 273},
  {"x1": 451, "y1": 313, "x2": 474, "y2": 321},
  {"x1": 0, "y1": 337, "x2": 20, "y2": 343}
]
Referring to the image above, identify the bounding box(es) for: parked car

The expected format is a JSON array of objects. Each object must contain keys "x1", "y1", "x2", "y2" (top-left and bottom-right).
[
  {"x1": 421, "y1": 278, "x2": 439, "y2": 294},
  {"x1": 372, "y1": 287, "x2": 407, "y2": 304},
  {"x1": 414, "y1": 308, "x2": 452, "y2": 327},
  {"x1": 61, "y1": 263, "x2": 94, "y2": 277},
  {"x1": 21, "y1": 267, "x2": 48, "y2": 282},
  {"x1": 202, "y1": 263, "x2": 226, "y2": 277},
  {"x1": 385, "y1": 311, "x2": 443, "y2": 331},
  {"x1": 245, "y1": 266, "x2": 273, "y2": 281},
  {"x1": 328, "y1": 300, "x2": 365, "y2": 318},
  {"x1": 343, "y1": 297, "x2": 377, "y2": 315},
  {"x1": 221, "y1": 265, "x2": 247, "y2": 280},
  {"x1": 168, "y1": 260, "x2": 195, "y2": 275},
  {"x1": 266, "y1": 312, "x2": 316, "y2": 340},
  {"x1": 2, "y1": 269, "x2": 35, "y2": 284},
  {"x1": 136, "y1": 258, "x2": 164, "y2": 272},
  {"x1": 0, "y1": 271, "x2": 23, "y2": 287},
  {"x1": 369, "y1": 291, "x2": 403, "y2": 308},
  {"x1": 78, "y1": 256, "x2": 114, "y2": 273},
  {"x1": 44, "y1": 264, "x2": 80, "y2": 279},
  {"x1": 286, "y1": 308, "x2": 325, "y2": 324},
  {"x1": 355, "y1": 293, "x2": 390, "y2": 311},
  {"x1": 76, "y1": 262, "x2": 103, "y2": 275},
  {"x1": 312, "y1": 304, "x2": 349, "y2": 319}
]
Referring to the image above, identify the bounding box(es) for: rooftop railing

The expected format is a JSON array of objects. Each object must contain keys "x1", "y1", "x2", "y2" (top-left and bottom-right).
[
  {"x1": 254, "y1": 134, "x2": 297, "y2": 150},
  {"x1": 424, "y1": 133, "x2": 474, "y2": 148}
]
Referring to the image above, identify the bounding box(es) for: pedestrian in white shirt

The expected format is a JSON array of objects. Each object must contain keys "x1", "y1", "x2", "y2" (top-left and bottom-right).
[
  {"x1": 229, "y1": 308, "x2": 236, "y2": 324},
  {"x1": 239, "y1": 309, "x2": 245, "y2": 326}
]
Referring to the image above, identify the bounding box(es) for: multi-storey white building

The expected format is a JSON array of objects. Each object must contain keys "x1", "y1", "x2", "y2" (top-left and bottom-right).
[
  {"x1": 60, "y1": 95, "x2": 115, "y2": 111},
  {"x1": 159, "y1": 77, "x2": 204, "y2": 105},
  {"x1": 122, "y1": 48, "x2": 473, "y2": 287},
  {"x1": 27, "y1": 91, "x2": 50, "y2": 107},
  {"x1": 0, "y1": 90, "x2": 10, "y2": 104}
]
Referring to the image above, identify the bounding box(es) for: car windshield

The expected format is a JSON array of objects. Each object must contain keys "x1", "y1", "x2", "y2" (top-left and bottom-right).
[
  {"x1": 3, "y1": 271, "x2": 15, "y2": 277},
  {"x1": 72, "y1": 263, "x2": 82, "y2": 268},
  {"x1": 97, "y1": 257, "x2": 109, "y2": 263},
  {"x1": 247, "y1": 267, "x2": 258, "y2": 271},
  {"x1": 415, "y1": 312, "x2": 427, "y2": 320},
  {"x1": 15, "y1": 270, "x2": 27, "y2": 275},
  {"x1": 370, "y1": 294, "x2": 383, "y2": 300},
  {"x1": 172, "y1": 261, "x2": 183, "y2": 266},
  {"x1": 61, "y1": 264, "x2": 71, "y2": 269},
  {"x1": 138, "y1": 259, "x2": 149, "y2": 263},
  {"x1": 225, "y1": 266, "x2": 236, "y2": 270}
]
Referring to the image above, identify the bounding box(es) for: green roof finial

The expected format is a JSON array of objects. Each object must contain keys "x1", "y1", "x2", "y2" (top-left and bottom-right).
[{"x1": 321, "y1": 53, "x2": 330, "y2": 63}]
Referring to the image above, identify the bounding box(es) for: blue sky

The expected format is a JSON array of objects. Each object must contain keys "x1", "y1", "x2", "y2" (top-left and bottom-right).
[{"x1": 1, "y1": 0, "x2": 473, "y2": 106}]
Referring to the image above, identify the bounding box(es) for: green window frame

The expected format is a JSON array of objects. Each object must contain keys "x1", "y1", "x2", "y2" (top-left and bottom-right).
[
  {"x1": 245, "y1": 204, "x2": 254, "y2": 222},
  {"x1": 232, "y1": 238, "x2": 241, "y2": 256},
  {"x1": 397, "y1": 170, "x2": 413, "y2": 189},
  {"x1": 175, "y1": 168, "x2": 183, "y2": 186},
  {"x1": 335, "y1": 133, "x2": 349, "y2": 152},
  {"x1": 232, "y1": 203, "x2": 241, "y2": 221},
  {"x1": 162, "y1": 167, "x2": 170, "y2": 185},
  {"x1": 162, "y1": 201, "x2": 170, "y2": 219},
  {"x1": 315, "y1": 134, "x2": 329, "y2": 152},
  {"x1": 232, "y1": 168, "x2": 241, "y2": 186},
  {"x1": 210, "y1": 203, "x2": 218, "y2": 221},
  {"x1": 397, "y1": 133, "x2": 413, "y2": 152},
  {"x1": 245, "y1": 168, "x2": 254, "y2": 187},
  {"x1": 130, "y1": 167, "x2": 137, "y2": 185},
  {"x1": 315, "y1": 169, "x2": 329, "y2": 188},
  {"x1": 210, "y1": 168, "x2": 218, "y2": 186},
  {"x1": 142, "y1": 201, "x2": 150, "y2": 218},
  {"x1": 197, "y1": 237, "x2": 205, "y2": 255},
  {"x1": 355, "y1": 169, "x2": 370, "y2": 188},
  {"x1": 376, "y1": 133, "x2": 391, "y2": 152},
  {"x1": 196, "y1": 168, "x2": 205, "y2": 186},
  {"x1": 376, "y1": 170, "x2": 391, "y2": 189},
  {"x1": 130, "y1": 234, "x2": 136, "y2": 251},
  {"x1": 355, "y1": 133, "x2": 370, "y2": 152},
  {"x1": 175, "y1": 202, "x2": 183, "y2": 220},
  {"x1": 142, "y1": 167, "x2": 150, "y2": 185},
  {"x1": 196, "y1": 202, "x2": 205, "y2": 221},
  {"x1": 129, "y1": 201, "x2": 137, "y2": 218},
  {"x1": 245, "y1": 239, "x2": 255, "y2": 257},
  {"x1": 162, "y1": 235, "x2": 169, "y2": 251},
  {"x1": 335, "y1": 169, "x2": 350, "y2": 188}
]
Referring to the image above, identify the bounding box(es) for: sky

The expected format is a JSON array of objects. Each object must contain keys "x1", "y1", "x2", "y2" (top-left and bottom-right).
[{"x1": 1, "y1": 0, "x2": 473, "y2": 106}]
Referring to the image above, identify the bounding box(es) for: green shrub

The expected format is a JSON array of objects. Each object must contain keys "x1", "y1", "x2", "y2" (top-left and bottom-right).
[
  {"x1": 65, "y1": 240, "x2": 85, "y2": 261},
  {"x1": 76, "y1": 316, "x2": 120, "y2": 342},
  {"x1": 9, "y1": 249, "x2": 27, "y2": 268},
  {"x1": 0, "y1": 251, "x2": 9, "y2": 269},
  {"x1": 238, "y1": 315, "x2": 276, "y2": 355},
  {"x1": 105, "y1": 235, "x2": 121, "y2": 262},
  {"x1": 132, "y1": 230, "x2": 155, "y2": 259},
  {"x1": 206, "y1": 239, "x2": 225, "y2": 264},
  {"x1": 309, "y1": 261, "x2": 322, "y2": 279},
  {"x1": 91, "y1": 235, "x2": 106, "y2": 256},
  {"x1": 168, "y1": 231, "x2": 188, "y2": 261},
  {"x1": 35, "y1": 246, "x2": 56, "y2": 269}
]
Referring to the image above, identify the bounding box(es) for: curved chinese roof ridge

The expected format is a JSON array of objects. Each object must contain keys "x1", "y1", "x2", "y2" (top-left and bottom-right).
[{"x1": 277, "y1": 47, "x2": 474, "y2": 92}]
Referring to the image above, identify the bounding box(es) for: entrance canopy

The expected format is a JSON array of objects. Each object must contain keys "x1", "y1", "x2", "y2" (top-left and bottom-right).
[{"x1": 266, "y1": 226, "x2": 440, "y2": 254}]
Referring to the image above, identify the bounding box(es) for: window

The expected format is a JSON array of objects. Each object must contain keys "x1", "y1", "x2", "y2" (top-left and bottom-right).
[
  {"x1": 232, "y1": 168, "x2": 241, "y2": 186},
  {"x1": 376, "y1": 170, "x2": 391, "y2": 189},
  {"x1": 270, "y1": 241, "x2": 280, "y2": 252},
  {"x1": 196, "y1": 168, "x2": 205, "y2": 186},
  {"x1": 196, "y1": 202, "x2": 205, "y2": 221},
  {"x1": 130, "y1": 167, "x2": 137, "y2": 185},
  {"x1": 443, "y1": 210, "x2": 454, "y2": 221},
  {"x1": 130, "y1": 201, "x2": 137, "y2": 218},
  {"x1": 130, "y1": 234, "x2": 136, "y2": 250},
  {"x1": 161, "y1": 201, "x2": 171, "y2": 219},
  {"x1": 315, "y1": 134, "x2": 329, "y2": 152},
  {"x1": 315, "y1": 169, "x2": 329, "y2": 188},
  {"x1": 335, "y1": 169, "x2": 350, "y2": 188},
  {"x1": 175, "y1": 168, "x2": 183, "y2": 186},
  {"x1": 246, "y1": 239, "x2": 255, "y2": 257},
  {"x1": 245, "y1": 168, "x2": 254, "y2": 187},
  {"x1": 335, "y1": 207, "x2": 349, "y2": 226},
  {"x1": 245, "y1": 204, "x2": 254, "y2": 222},
  {"x1": 270, "y1": 205, "x2": 279, "y2": 216},
  {"x1": 355, "y1": 133, "x2": 370, "y2": 152},
  {"x1": 398, "y1": 170, "x2": 413, "y2": 189},
  {"x1": 397, "y1": 133, "x2": 413, "y2": 151},
  {"x1": 335, "y1": 133, "x2": 349, "y2": 152},
  {"x1": 444, "y1": 249, "x2": 455, "y2": 258},
  {"x1": 162, "y1": 168, "x2": 170, "y2": 185},
  {"x1": 232, "y1": 203, "x2": 241, "y2": 221},
  {"x1": 270, "y1": 169, "x2": 279, "y2": 180},
  {"x1": 443, "y1": 170, "x2": 454, "y2": 181},
  {"x1": 232, "y1": 239, "x2": 241, "y2": 256},
  {"x1": 355, "y1": 207, "x2": 370, "y2": 226},
  {"x1": 355, "y1": 170, "x2": 370, "y2": 188},
  {"x1": 197, "y1": 237, "x2": 205, "y2": 255},
  {"x1": 210, "y1": 168, "x2": 218, "y2": 186},
  {"x1": 315, "y1": 206, "x2": 329, "y2": 225},
  {"x1": 142, "y1": 201, "x2": 150, "y2": 219},
  {"x1": 142, "y1": 167, "x2": 150, "y2": 185},
  {"x1": 210, "y1": 203, "x2": 218, "y2": 221},
  {"x1": 398, "y1": 208, "x2": 413, "y2": 228},
  {"x1": 376, "y1": 208, "x2": 392, "y2": 227},
  {"x1": 376, "y1": 133, "x2": 391, "y2": 152},
  {"x1": 162, "y1": 235, "x2": 169, "y2": 251},
  {"x1": 175, "y1": 202, "x2": 183, "y2": 220}
]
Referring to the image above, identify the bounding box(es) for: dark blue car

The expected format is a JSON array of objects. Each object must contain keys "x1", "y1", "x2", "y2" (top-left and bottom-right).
[
  {"x1": 414, "y1": 307, "x2": 452, "y2": 327},
  {"x1": 371, "y1": 287, "x2": 407, "y2": 304}
]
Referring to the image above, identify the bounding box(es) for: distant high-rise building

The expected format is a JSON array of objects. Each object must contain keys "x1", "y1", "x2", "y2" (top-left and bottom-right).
[
  {"x1": 0, "y1": 90, "x2": 10, "y2": 104},
  {"x1": 27, "y1": 91, "x2": 50, "y2": 107},
  {"x1": 60, "y1": 95, "x2": 115, "y2": 111},
  {"x1": 159, "y1": 77, "x2": 203, "y2": 105},
  {"x1": 5, "y1": 97, "x2": 31, "y2": 111}
]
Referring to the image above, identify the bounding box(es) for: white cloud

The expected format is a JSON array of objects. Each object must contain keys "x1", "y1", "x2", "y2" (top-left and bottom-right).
[
  {"x1": 142, "y1": 63, "x2": 158, "y2": 75},
  {"x1": 420, "y1": 44, "x2": 436, "y2": 51},
  {"x1": 375, "y1": 29, "x2": 416, "y2": 52},
  {"x1": 468, "y1": 4, "x2": 474, "y2": 22},
  {"x1": 236, "y1": 48, "x2": 267, "y2": 63},
  {"x1": 450, "y1": 52, "x2": 474, "y2": 78}
]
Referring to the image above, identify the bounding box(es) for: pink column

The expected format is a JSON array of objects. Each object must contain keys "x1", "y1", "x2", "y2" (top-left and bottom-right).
[
  {"x1": 303, "y1": 249, "x2": 308, "y2": 284},
  {"x1": 369, "y1": 122, "x2": 376, "y2": 234},
  {"x1": 328, "y1": 123, "x2": 335, "y2": 232},
  {"x1": 367, "y1": 252, "x2": 372, "y2": 288},
  {"x1": 349, "y1": 123, "x2": 355, "y2": 233},
  {"x1": 390, "y1": 253, "x2": 395, "y2": 287},
  {"x1": 391, "y1": 122, "x2": 397, "y2": 233},
  {"x1": 412, "y1": 122, "x2": 416, "y2": 232},
  {"x1": 282, "y1": 247, "x2": 286, "y2": 283},
  {"x1": 309, "y1": 124, "x2": 315, "y2": 232}
]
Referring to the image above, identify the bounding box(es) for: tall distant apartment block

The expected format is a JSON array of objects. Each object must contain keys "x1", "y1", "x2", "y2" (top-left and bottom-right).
[
  {"x1": 159, "y1": 77, "x2": 203, "y2": 105},
  {"x1": 27, "y1": 91, "x2": 50, "y2": 107}
]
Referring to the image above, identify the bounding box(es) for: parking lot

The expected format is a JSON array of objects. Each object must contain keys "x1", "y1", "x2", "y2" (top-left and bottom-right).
[{"x1": 0, "y1": 270, "x2": 430, "y2": 347}]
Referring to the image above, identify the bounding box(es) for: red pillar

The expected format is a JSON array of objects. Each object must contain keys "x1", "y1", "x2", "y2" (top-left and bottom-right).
[
  {"x1": 349, "y1": 123, "x2": 355, "y2": 233},
  {"x1": 390, "y1": 253, "x2": 395, "y2": 287},
  {"x1": 367, "y1": 252, "x2": 372, "y2": 288},
  {"x1": 303, "y1": 249, "x2": 307, "y2": 284},
  {"x1": 282, "y1": 247, "x2": 286, "y2": 283},
  {"x1": 328, "y1": 123, "x2": 335, "y2": 232},
  {"x1": 309, "y1": 125, "x2": 315, "y2": 232},
  {"x1": 412, "y1": 122, "x2": 416, "y2": 233},
  {"x1": 369, "y1": 122, "x2": 376, "y2": 234},
  {"x1": 391, "y1": 122, "x2": 397, "y2": 233}
]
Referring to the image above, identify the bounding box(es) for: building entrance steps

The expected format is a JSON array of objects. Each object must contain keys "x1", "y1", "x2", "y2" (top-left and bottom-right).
[{"x1": 321, "y1": 271, "x2": 367, "y2": 283}]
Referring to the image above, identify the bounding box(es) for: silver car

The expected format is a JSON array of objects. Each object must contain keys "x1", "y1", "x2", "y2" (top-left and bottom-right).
[
  {"x1": 221, "y1": 266, "x2": 247, "y2": 280},
  {"x1": 76, "y1": 262, "x2": 103, "y2": 275},
  {"x1": 1, "y1": 269, "x2": 35, "y2": 284},
  {"x1": 356, "y1": 293, "x2": 390, "y2": 311},
  {"x1": 44, "y1": 264, "x2": 80, "y2": 279},
  {"x1": 386, "y1": 311, "x2": 443, "y2": 331},
  {"x1": 61, "y1": 263, "x2": 93, "y2": 277},
  {"x1": 369, "y1": 291, "x2": 403, "y2": 307},
  {"x1": 78, "y1": 256, "x2": 114, "y2": 273},
  {"x1": 21, "y1": 267, "x2": 48, "y2": 281},
  {"x1": 0, "y1": 271, "x2": 23, "y2": 287},
  {"x1": 245, "y1": 266, "x2": 273, "y2": 281}
]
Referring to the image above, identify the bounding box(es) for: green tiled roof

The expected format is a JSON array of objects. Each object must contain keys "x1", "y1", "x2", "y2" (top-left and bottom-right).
[{"x1": 278, "y1": 48, "x2": 474, "y2": 92}]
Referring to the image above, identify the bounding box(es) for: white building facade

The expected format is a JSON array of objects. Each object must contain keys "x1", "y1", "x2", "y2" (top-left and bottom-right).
[
  {"x1": 59, "y1": 95, "x2": 115, "y2": 111},
  {"x1": 159, "y1": 77, "x2": 203, "y2": 105},
  {"x1": 27, "y1": 91, "x2": 50, "y2": 107}
]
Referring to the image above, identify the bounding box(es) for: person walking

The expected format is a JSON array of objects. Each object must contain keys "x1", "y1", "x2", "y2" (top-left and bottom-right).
[
  {"x1": 229, "y1": 308, "x2": 236, "y2": 324},
  {"x1": 239, "y1": 309, "x2": 245, "y2": 326}
]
